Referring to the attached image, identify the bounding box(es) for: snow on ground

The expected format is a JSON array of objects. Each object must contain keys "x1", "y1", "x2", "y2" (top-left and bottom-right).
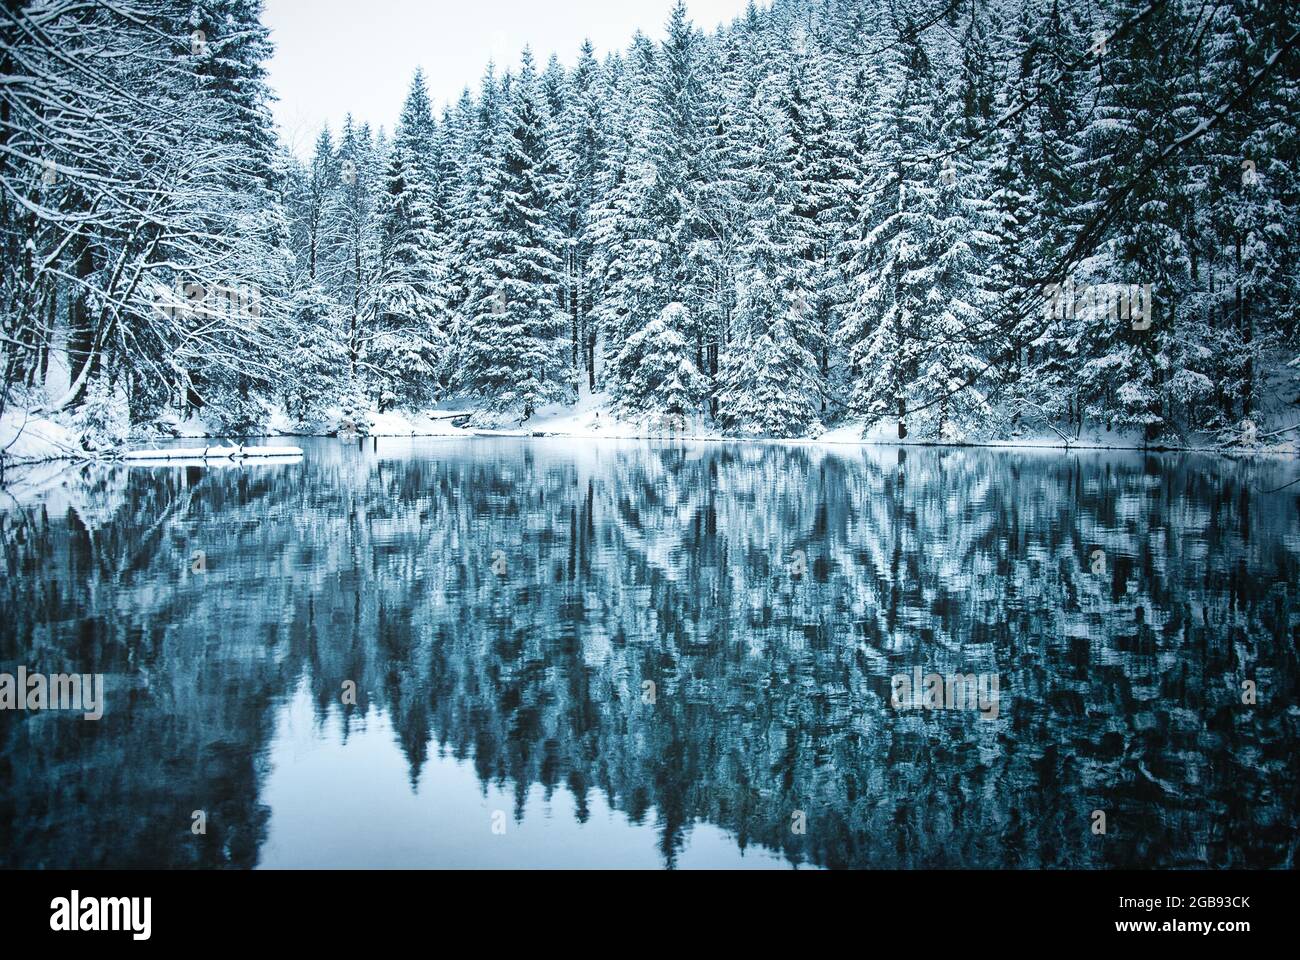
[
  {"x1": 358, "y1": 398, "x2": 1299, "y2": 456},
  {"x1": 2, "y1": 390, "x2": 1298, "y2": 466},
  {"x1": 0, "y1": 408, "x2": 86, "y2": 462},
  {"x1": 368, "y1": 409, "x2": 465, "y2": 437}
]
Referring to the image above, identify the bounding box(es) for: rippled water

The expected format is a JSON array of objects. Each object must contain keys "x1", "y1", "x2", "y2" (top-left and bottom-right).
[{"x1": 1, "y1": 437, "x2": 1297, "y2": 869}]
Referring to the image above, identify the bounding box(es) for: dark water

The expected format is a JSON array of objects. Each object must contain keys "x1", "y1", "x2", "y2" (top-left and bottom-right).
[{"x1": 1, "y1": 437, "x2": 1297, "y2": 869}]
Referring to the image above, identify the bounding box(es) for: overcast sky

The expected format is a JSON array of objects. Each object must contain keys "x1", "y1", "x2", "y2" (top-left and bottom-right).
[{"x1": 263, "y1": 0, "x2": 756, "y2": 157}]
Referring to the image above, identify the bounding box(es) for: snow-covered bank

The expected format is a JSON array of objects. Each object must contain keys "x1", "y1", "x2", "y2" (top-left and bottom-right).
[
  {"x1": 305, "y1": 391, "x2": 1300, "y2": 456},
  {"x1": 0, "y1": 408, "x2": 86, "y2": 463},
  {"x1": 6, "y1": 396, "x2": 1297, "y2": 472}
]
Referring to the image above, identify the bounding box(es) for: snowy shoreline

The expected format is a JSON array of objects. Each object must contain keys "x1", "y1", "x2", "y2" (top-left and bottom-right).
[{"x1": 3, "y1": 400, "x2": 1295, "y2": 469}]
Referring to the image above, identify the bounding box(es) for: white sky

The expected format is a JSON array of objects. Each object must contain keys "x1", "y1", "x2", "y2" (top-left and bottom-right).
[{"x1": 263, "y1": 0, "x2": 756, "y2": 158}]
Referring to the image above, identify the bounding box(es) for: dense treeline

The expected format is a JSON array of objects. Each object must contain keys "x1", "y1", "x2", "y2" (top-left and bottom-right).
[
  {"x1": 2, "y1": 0, "x2": 1298, "y2": 443},
  {"x1": 0, "y1": 0, "x2": 287, "y2": 442}
]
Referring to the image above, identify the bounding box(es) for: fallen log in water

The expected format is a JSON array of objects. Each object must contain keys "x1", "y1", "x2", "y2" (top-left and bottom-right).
[
  {"x1": 121, "y1": 444, "x2": 303, "y2": 462},
  {"x1": 121, "y1": 457, "x2": 303, "y2": 468}
]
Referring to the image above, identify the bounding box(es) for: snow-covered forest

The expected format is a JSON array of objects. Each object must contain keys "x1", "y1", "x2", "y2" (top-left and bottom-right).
[{"x1": 2, "y1": 0, "x2": 1298, "y2": 452}]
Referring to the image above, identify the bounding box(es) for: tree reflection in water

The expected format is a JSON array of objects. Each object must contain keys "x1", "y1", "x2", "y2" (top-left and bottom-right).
[{"x1": 1, "y1": 438, "x2": 1296, "y2": 868}]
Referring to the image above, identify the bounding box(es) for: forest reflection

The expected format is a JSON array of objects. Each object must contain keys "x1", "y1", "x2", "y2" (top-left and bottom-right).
[{"x1": 1, "y1": 438, "x2": 1296, "y2": 868}]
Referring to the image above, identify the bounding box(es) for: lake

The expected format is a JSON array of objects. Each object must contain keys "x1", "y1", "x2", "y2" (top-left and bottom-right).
[{"x1": 1, "y1": 437, "x2": 1297, "y2": 869}]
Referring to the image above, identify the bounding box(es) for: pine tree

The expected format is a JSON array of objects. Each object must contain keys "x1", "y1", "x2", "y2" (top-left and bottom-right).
[
  {"x1": 840, "y1": 37, "x2": 935, "y2": 436},
  {"x1": 1070, "y1": 0, "x2": 1192, "y2": 442},
  {"x1": 589, "y1": 36, "x2": 665, "y2": 379},
  {"x1": 373, "y1": 71, "x2": 450, "y2": 407},
  {"x1": 565, "y1": 40, "x2": 609, "y2": 391},
  {"x1": 283, "y1": 284, "x2": 347, "y2": 427},
  {"x1": 716, "y1": 269, "x2": 822, "y2": 437},
  {"x1": 454, "y1": 51, "x2": 570, "y2": 422},
  {"x1": 611, "y1": 302, "x2": 708, "y2": 425},
  {"x1": 322, "y1": 116, "x2": 382, "y2": 388}
]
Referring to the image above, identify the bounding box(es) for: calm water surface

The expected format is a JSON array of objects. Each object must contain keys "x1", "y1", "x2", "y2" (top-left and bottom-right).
[{"x1": 1, "y1": 437, "x2": 1297, "y2": 868}]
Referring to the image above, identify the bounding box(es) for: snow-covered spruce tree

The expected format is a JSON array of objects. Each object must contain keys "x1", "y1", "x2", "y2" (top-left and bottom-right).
[
  {"x1": 839, "y1": 37, "x2": 933, "y2": 438},
  {"x1": 453, "y1": 51, "x2": 570, "y2": 423},
  {"x1": 539, "y1": 53, "x2": 581, "y2": 381},
  {"x1": 1005, "y1": 0, "x2": 1091, "y2": 436},
  {"x1": 816, "y1": 17, "x2": 884, "y2": 414},
  {"x1": 594, "y1": 4, "x2": 710, "y2": 388},
  {"x1": 561, "y1": 40, "x2": 610, "y2": 391},
  {"x1": 792, "y1": 33, "x2": 855, "y2": 412},
  {"x1": 444, "y1": 65, "x2": 506, "y2": 401},
  {"x1": 682, "y1": 37, "x2": 737, "y2": 406},
  {"x1": 914, "y1": 171, "x2": 999, "y2": 442},
  {"x1": 320, "y1": 115, "x2": 383, "y2": 393},
  {"x1": 768, "y1": 30, "x2": 840, "y2": 395},
  {"x1": 715, "y1": 270, "x2": 822, "y2": 438},
  {"x1": 648, "y1": 1, "x2": 709, "y2": 364},
  {"x1": 721, "y1": 65, "x2": 826, "y2": 433},
  {"x1": 438, "y1": 86, "x2": 483, "y2": 345},
  {"x1": 372, "y1": 71, "x2": 450, "y2": 408},
  {"x1": 611, "y1": 302, "x2": 708, "y2": 425},
  {"x1": 294, "y1": 128, "x2": 339, "y2": 286},
  {"x1": 1068, "y1": 0, "x2": 1193, "y2": 444},
  {"x1": 180, "y1": 0, "x2": 293, "y2": 433},
  {"x1": 282, "y1": 284, "x2": 347, "y2": 429},
  {"x1": 1190, "y1": 0, "x2": 1299, "y2": 434},
  {"x1": 836, "y1": 23, "x2": 999, "y2": 443},
  {"x1": 586, "y1": 46, "x2": 645, "y2": 384},
  {"x1": 590, "y1": 34, "x2": 674, "y2": 381},
  {"x1": 910, "y1": 14, "x2": 1000, "y2": 442},
  {"x1": 986, "y1": 59, "x2": 1049, "y2": 435}
]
